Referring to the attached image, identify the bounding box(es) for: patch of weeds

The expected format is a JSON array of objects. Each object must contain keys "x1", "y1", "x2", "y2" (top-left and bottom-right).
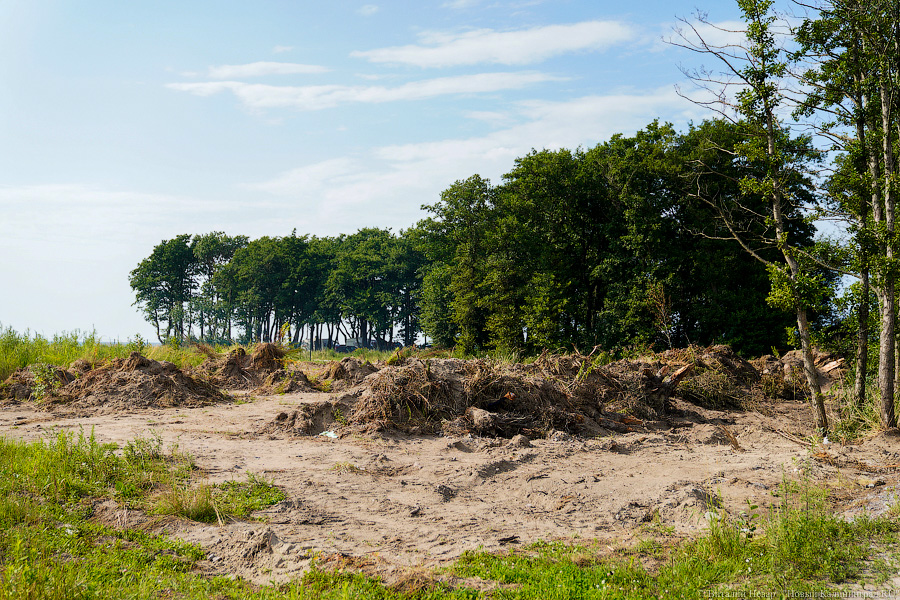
[
  {"x1": 641, "y1": 511, "x2": 675, "y2": 536},
  {"x1": 126, "y1": 332, "x2": 148, "y2": 355},
  {"x1": 678, "y1": 368, "x2": 745, "y2": 409},
  {"x1": 631, "y1": 538, "x2": 665, "y2": 556},
  {"x1": 830, "y1": 385, "x2": 882, "y2": 444},
  {"x1": 213, "y1": 472, "x2": 287, "y2": 519},
  {"x1": 455, "y1": 543, "x2": 656, "y2": 597},
  {"x1": 333, "y1": 407, "x2": 349, "y2": 426},
  {"x1": 31, "y1": 363, "x2": 63, "y2": 401},
  {"x1": 153, "y1": 479, "x2": 220, "y2": 523},
  {"x1": 153, "y1": 472, "x2": 286, "y2": 524}
]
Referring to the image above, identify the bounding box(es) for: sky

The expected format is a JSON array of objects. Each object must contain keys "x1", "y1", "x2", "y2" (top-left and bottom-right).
[{"x1": 0, "y1": 0, "x2": 752, "y2": 343}]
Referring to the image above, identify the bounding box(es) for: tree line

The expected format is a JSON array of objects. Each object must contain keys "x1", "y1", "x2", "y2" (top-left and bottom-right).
[{"x1": 130, "y1": 229, "x2": 422, "y2": 350}]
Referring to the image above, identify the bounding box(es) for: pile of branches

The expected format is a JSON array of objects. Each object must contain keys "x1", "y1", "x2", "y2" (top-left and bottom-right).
[
  {"x1": 193, "y1": 343, "x2": 294, "y2": 391},
  {"x1": 342, "y1": 352, "x2": 692, "y2": 437}
]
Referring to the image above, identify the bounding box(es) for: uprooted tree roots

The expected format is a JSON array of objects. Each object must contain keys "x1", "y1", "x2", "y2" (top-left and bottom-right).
[
  {"x1": 2, "y1": 342, "x2": 844, "y2": 439},
  {"x1": 192, "y1": 343, "x2": 314, "y2": 393},
  {"x1": 278, "y1": 344, "x2": 835, "y2": 439},
  {"x1": 334, "y1": 354, "x2": 694, "y2": 438}
]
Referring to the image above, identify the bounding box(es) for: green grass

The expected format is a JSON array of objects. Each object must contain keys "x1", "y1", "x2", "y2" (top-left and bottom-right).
[
  {"x1": 829, "y1": 382, "x2": 884, "y2": 444},
  {"x1": 154, "y1": 472, "x2": 288, "y2": 524}
]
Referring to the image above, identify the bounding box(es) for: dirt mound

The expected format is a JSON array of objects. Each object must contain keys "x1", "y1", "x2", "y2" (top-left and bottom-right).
[
  {"x1": 255, "y1": 370, "x2": 317, "y2": 395},
  {"x1": 258, "y1": 398, "x2": 353, "y2": 436},
  {"x1": 62, "y1": 352, "x2": 228, "y2": 410},
  {"x1": 193, "y1": 344, "x2": 305, "y2": 393},
  {"x1": 297, "y1": 344, "x2": 847, "y2": 439},
  {"x1": 211, "y1": 347, "x2": 255, "y2": 388},
  {"x1": 0, "y1": 364, "x2": 76, "y2": 402},
  {"x1": 320, "y1": 357, "x2": 379, "y2": 392},
  {"x1": 1, "y1": 352, "x2": 228, "y2": 411},
  {"x1": 250, "y1": 343, "x2": 286, "y2": 372}
]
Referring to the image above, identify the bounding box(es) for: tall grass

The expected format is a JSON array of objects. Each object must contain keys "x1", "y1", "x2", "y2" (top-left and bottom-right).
[
  {"x1": 829, "y1": 377, "x2": 884, "y2": 443},
  {"x1": 0, "y1": 324, "x2": 213, "y2": 381}
]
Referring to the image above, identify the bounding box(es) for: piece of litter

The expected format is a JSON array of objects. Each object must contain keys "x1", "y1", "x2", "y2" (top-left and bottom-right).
[{"x1": 319, "y1": 431, "x2": 338, "y2": 439}]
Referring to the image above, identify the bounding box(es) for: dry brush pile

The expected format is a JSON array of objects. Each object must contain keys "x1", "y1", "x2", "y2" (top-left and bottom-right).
[
  {"x1": 266, "y1": 345, "x2": 844, "y2": 439},
  {"x1": 191, "y1": 343, "x2": 316, "y2": 394}
]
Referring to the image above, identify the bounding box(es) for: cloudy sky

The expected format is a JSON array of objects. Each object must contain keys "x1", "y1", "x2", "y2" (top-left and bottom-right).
[{"x1": 0, "y1": 0, "x2": 750, "y2": 342}]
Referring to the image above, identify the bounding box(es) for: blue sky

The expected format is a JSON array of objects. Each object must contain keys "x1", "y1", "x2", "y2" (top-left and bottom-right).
[{"x1": 0, "y1": 0, "x2": 751, "y2": 342}]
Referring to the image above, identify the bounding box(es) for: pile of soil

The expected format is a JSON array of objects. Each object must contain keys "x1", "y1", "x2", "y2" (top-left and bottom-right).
[
  {"x1": 320, "y1": 357, "x2": 378, "y2": 392},
  {"x1": 0, "y1": 364, "x2": 76, "y2": 402},
  {"x1": 258, "y1": 398, "x2": 353, "y2": 436},
  {"x1": 255, "y1": 370, "x2": 317, "y2": 395},
  {"x1": 193, "y1": 343, "x2": 311, "y2": 394},
  {"x1": 0, "y1": 352, "x2": 228, "y2": 411}
]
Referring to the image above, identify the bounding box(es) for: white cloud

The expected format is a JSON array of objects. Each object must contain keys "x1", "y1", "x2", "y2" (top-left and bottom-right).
[
  {"x1": 273, "y1": 45, "x2": 294, "y2": 54},
  {"x1": 0, "y1": 184, "x2": 225, "y2": 248},
  {"x1": 442, "y1": 0, "x2": 480, "y2": 7},
  {"x1": 357, "y1": 4, "x2": 379, "y2": 16},
  {"x1": 245, "y1": 88, "x2": 701, "y2": 231},
  {"x1": 207, "y1": 61, "x2": 330, "y2": 79},
  {"x1": 351, "y1": 21, "x2": 636, "y2": 67},
  {"x1": 167, "y1": 72, "x2": 561, "y2": 111}
]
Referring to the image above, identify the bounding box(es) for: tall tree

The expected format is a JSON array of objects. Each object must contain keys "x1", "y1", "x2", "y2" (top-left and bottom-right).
[
  {"x1": 419, "y1": 176, "x2": 497, "y2": 353},
  {"x1": 794, "y1": 0, "x2": 900, "y2": 424},
  {"x1": 191, "y1": 231, "x2": 248, "y2": 342},
  {"x1": 674, "y1": 0, "x2": 830, "y2": 431},
  {"x1": 129, "y1": 234, "x2": 196, "y2": 343}
]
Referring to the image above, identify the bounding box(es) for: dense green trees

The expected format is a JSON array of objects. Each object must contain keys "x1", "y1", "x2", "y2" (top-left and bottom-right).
[
  {"x1": 415, "y1": 119, "x2": 812, "y2": 357},
  {"x1": 130, "y1": 229, "x2": 423, "y2": 348},
  {"x1": 129, "y1": 234, "x2": 198, "y2": 343}
]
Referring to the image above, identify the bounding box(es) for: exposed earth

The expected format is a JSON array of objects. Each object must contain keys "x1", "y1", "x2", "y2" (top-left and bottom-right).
[{"x1": 2, "y1": 346, "x2": 899, "y2": 588}]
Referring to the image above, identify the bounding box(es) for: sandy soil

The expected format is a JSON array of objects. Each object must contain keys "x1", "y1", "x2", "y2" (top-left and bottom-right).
[{"x1": 2, "y1": 391, "x2": 899, "y2": 586}]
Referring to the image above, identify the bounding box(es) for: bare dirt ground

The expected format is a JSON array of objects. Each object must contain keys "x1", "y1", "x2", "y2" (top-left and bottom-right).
[{"x1": 3, "y1": 384, "x2": 900, "y2": 587}]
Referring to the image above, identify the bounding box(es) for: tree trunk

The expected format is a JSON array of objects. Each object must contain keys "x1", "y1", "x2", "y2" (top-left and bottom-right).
[
  {"x1": 878, "y1": 286, "x2": 897, "y2": 427},
  {"x1": 879, "y1": 79, "x2": 898, "y2": 428},
  {"x1": 854, "y1": 103, "x2": 871, "y2": 408},
  {"x1": 856, "y1": 266, "x2": 870, "y2": 408},
  {"x1": 797, "y1": 307, "x2": 829, "y2": 432}
]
